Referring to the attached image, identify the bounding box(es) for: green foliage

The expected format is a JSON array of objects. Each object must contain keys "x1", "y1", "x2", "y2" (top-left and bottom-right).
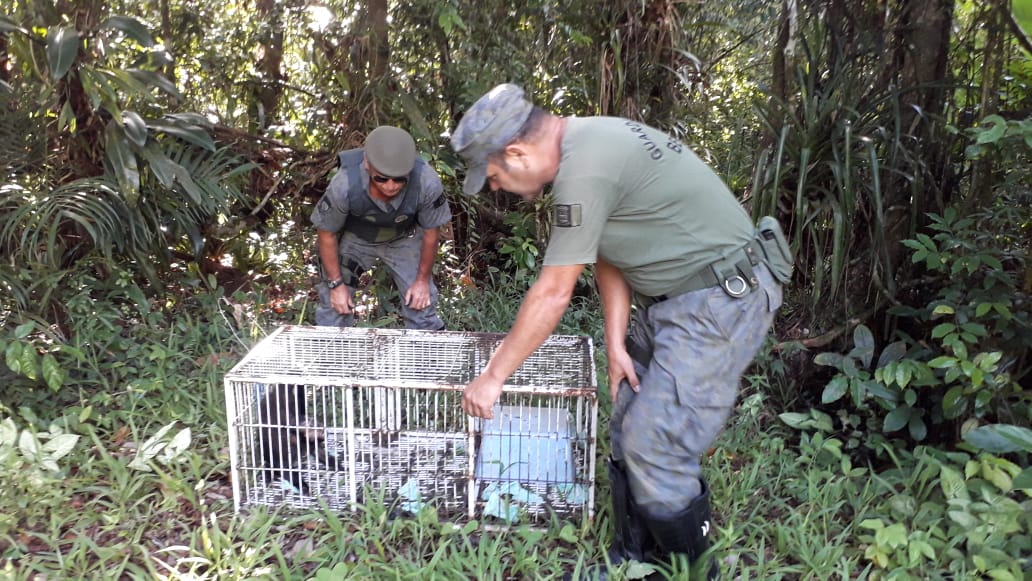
[
  {"x1": 498, "y1": 210, "x2": 541, "y2": 278},
  {"x1": 857, "y1": 446, "x2": 1030, "y2": 579},
  {"x1": 751, "y1": 33, "x2": 910, "y2": 310},
  {"x1": 0, "y1": 417, "x2": 81, "y2": 541}
]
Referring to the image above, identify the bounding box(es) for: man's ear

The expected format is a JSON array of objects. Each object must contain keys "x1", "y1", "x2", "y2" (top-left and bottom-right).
[{"x1": 503, "y1": 142, "x2": 528, "y2": 160}]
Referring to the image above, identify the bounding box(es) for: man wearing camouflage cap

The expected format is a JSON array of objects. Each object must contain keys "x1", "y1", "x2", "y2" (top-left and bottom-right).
[
  {"x1": 452, "y1": 84, "x2": 790, "y2": 579},
  {"x1": 312, "y1": 126, "x2": 450, "y2": 330}
]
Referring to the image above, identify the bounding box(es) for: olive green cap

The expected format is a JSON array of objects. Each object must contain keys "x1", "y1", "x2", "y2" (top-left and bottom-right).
[
  {"x1": 450, "y1": 84, "x2": 534, "y2": 195},
  {"x1": 364, "y1": 126, "x2": 417, "y2": 177}
]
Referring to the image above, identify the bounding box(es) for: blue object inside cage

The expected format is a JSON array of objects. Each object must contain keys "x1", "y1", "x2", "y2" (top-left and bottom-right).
[{"x1": 475, "y1": 405, "x2": 574, "y2": 483}]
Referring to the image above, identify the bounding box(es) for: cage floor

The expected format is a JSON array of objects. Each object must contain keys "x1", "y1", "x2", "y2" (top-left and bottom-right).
[{"x1": 239, "y1": 427, "x2": 590, "y2": 521}]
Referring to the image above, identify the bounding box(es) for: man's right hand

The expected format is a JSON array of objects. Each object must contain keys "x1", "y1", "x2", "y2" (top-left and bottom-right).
[{"x1": 329, "y1": 285, "x2": 354, "y2": 314}]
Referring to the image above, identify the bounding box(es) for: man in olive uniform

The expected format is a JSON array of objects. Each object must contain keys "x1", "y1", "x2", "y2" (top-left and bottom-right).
[
  {"x1": 451, "y1": 85, "x2": 790, "y2": 579},
  {"x1": 312, "y1": 126, "x2": 450, "y2": 330}
]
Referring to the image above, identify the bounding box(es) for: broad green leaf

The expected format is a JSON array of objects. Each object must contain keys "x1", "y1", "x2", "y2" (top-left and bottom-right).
[
  {"x1": 875, "y1": 523, "x2": 908, "y2": 548},
  {"x1": 939, "y1": 464, "x2": 968, "y2": 501},
  {"x1": 908, "y1": 415, "x2": 927, "y2": 441},
  {"x1": 896, "y1": 365, "x2": 913, "y2": 389},
  {"x1": 41, "y1": 353, "x2": 63, "y2": 391},
  {"x1": 14, "y1": 322, "x2": 33, "y2": 339},
  {"x1": 974, "y1": 115, "x2": 1007, "y2": 144},
  {"x1": 41, "y1": 434, "x2": 79, "y2": 459},
  {"x1": 0, "y1": 17, "x2": 29, "y2": 35},
  {"x1": 104, "y1": 120, "x2": 140, "y2": 203},
  {"x1": 0, "y1": 418, "x2": 17, "y2": 445},
  {"x1": 814, "y1": 352, "x2": 844, "y2": 368},
  {"x1": 858, "y1": 518, "x2": 885, "y2": 531},
  {"x1": 852, "y1": 325, "x2": 875, "y2": 367},
  {"x1": 915, "y1": 233, "x2": 936, "y2": 251},
  {"x1": 1013, "y1": 467, "x2": 1032, "y2": 490},
  {"x1": 19, "y1": 344, "x2": 38, "y2": 380},
  {"x1": 128, "y1": 421, "x2": 177, "y2": 471},
  {"x1": 558, "y1": 523, "x2": 578, "y2": 543},
  {"x1": 884, "y1": 406, "x2": 910, "y2": 432},
  {"x1": 58, "y1": 100, "x2": 76, "y2": 132},
  {"x1": 46, "y1": 26, "x2": 80, "y2": 80},
  {"x1": 18, "y1": 430, "x2": 41, "y2": 461},
  {"x1": 931, "y1": 323, "x2": 954, "y2": 339},
  {"x1": 5, "y1": 341, "x2": 22, "y2": 374},
  {"x1": 98, "y1": 15, "x2": 154, "y2": 46},
  {"x1": 821, "y1": 376, "x2": 848, "y2": 403},
  {"x1": 876, "y1": 341, "x2": 907, "y2": 368},
  {"x1": 812, "y1": 410, "x2": 835, "y2": 433},
  {"x1": 931, "y1": 304, "x2": 955, "y2": 316},
  {"x1": 963, "y1": 424, "x2": 1032, "y2": 453},
  {"x1": 149, "y1": 119, "x2": 215, "y2": 151},
  {"x1": 928, "y1": 356, "x2": 956, "y2": 369},
  {"x1": 980, "y1": 462, "x2": 1012, "y2": 492},
  {"x1": 129, "y1": 69, "x2": 182, "y2": 100},
  {"x1": 159, "y1": 427, "x2": 191, "y2": 462},
  {"x1": 778, "y1": 412, "x2": 811, "y2": 429},
  {"x1": 137, "y1": 142, "x2": 177, "y2": 187},
  {"x1": 123, "y1": 111, "x2": 148, "y2": 147}
]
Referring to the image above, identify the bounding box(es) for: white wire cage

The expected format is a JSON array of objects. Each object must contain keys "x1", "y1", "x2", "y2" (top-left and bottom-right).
[{"x1": 224, "y1": 325, "x2": 599, "y2": 524}]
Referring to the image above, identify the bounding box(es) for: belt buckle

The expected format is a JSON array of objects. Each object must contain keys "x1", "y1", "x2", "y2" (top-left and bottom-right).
[{"x1": 723, "y1": 275, "x2": 749, "y2": 298}]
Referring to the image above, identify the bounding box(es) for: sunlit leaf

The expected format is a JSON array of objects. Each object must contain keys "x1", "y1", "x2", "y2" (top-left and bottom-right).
[
  {"x1": 104, "y1": 120, "x2": 140, "y2": 204},
  {"x1": 18, "y1": 430, "x2": 41, "y2": 461},
  {"x1": 123, "y1": 111, "x2": 148, "y2": 147},
  {"x1": 46, "y1": 26, "x2": 80, "y2": 80},
  {"x1": 98, "y1": 15, "x2": 154, "y2": 47},
  {"x1": 149, "y1": 118, "x2": 215, "y2": 151},
  {"x1": 41, "y1": 434, "x2": 80, "y2": 460},
  {"x1": 159, "y1": 427, "x2": 192, "y2": 463}
]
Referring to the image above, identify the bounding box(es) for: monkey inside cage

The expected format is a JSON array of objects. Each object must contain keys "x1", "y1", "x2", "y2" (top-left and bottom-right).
[{"x1": 224, "y1": 325, "x2": 599, "y2": 524}]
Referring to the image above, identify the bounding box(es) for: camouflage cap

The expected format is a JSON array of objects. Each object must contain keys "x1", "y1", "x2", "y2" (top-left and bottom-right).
[
  {"x1": 450, "y1": 84, "x2": 534, "y2": 195},
  {"x1": 364, "y1": 126, "x2": 417, "y2": 177}
]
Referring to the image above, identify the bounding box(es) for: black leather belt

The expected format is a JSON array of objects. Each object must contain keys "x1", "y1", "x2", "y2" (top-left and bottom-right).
[{"x1": 637, "y1": 239, "x2": 763, "y2": 306}]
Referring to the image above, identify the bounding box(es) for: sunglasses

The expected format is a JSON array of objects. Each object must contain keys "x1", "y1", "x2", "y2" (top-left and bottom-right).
[{"x1": 371, "y1": 172, "x2": 408, "y2": 185}]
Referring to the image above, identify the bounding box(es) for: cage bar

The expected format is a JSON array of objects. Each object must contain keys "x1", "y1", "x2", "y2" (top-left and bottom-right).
[{"x1": 224, "y1": 325, "x2": 598, "y2": 524}]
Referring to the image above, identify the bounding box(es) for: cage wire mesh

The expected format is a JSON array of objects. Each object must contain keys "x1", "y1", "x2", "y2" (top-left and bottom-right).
[{"x1": 225, "y1": 325, "x2": 598, "y2": 524}]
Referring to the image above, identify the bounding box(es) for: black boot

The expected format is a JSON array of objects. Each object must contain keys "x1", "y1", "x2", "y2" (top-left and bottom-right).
[
  {"x1": 642, "y1": 480, "x2": 718, "y2": 580},
  {"x1": 565, "y1": 458, "x2": 655, "y2": 580}
]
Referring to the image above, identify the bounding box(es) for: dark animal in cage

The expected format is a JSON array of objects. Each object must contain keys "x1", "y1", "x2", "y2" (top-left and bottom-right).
[{"x1": 258, "y1": 383, "x2": 341, "y2": 494}]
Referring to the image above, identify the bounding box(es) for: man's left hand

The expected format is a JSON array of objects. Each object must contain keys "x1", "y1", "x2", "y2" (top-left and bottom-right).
[
  {"x1": 462, "y1": 374, "x2": 504, "y2": 419},
  {"x1": 405, "y1": 280, "x2": 431, "y2": 310}
]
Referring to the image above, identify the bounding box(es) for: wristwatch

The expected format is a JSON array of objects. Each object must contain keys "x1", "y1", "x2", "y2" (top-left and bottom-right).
[{"x1": 326, "y1": 277, "x2": 345, "y2": 289}]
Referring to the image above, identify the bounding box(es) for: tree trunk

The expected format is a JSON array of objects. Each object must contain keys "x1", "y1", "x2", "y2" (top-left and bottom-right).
[
  {"x1": 368, "y1": 0, "x2": 389, "y2": 83},
  {"x1": 252, "y1": 0, "x2": 285, "y2": 134},
  {"x1": 884, "y1": 0, "x2": 953, "y2": 281},
  {"x1": 970, "y1": 1, "x2": 1007, "y2": 208}
]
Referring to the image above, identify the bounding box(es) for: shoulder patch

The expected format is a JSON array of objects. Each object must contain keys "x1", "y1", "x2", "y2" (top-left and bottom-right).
[
  {"x1": 317, "y1": 198, "x2": 331, "y2": 214},
  {"x1": 554, "y1": 204, "x2": 582, "y2": 228}
]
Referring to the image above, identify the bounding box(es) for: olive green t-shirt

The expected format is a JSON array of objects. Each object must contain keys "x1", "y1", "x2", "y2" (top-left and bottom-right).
[{"x1": 543, "y1": 117, "x2": 754, "y2": 297}]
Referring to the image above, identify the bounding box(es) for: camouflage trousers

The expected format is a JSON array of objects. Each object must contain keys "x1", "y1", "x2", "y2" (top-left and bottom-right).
[
  {"x1": 610, "y1": 264, "x2": 782, "y2": 518},
  {"x1": 314, "y1": 229, "x2": 444, "y2": 330}
]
